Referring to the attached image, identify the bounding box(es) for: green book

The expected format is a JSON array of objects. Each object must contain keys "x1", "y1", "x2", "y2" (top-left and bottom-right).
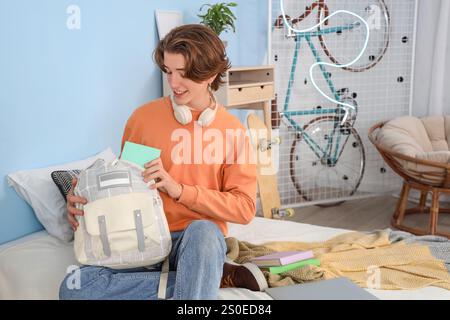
[
  {"x1": 120, "y1": 141, "x2": 161, "y2": 168},
  {"x1": 265, "y1": 258, "x2": 320, "y2": 275}
]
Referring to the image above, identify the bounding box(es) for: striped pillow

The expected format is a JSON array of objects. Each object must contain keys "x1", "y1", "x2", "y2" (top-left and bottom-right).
[{"x1": 51, "y1": 170, "x2": 80, "y2": 201}]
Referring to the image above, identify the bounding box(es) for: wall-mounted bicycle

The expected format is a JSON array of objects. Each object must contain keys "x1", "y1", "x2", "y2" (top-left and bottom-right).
[{"x1": 272, "y1": 0, "x2": 390, "y2": 204}]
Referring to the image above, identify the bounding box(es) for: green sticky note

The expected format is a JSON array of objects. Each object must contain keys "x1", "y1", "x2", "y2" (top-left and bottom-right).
[{"x1": 120, "y1": 141, "x2": 161, "y2": 168}]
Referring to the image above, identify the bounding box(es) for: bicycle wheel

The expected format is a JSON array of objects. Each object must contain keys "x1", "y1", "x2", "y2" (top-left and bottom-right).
[
  {"x1": 289, "y1": 116, "x2": 365, "y2": 203},
  {"x1": 317, "y1": 0, "x2": 390, "y2": 72}
]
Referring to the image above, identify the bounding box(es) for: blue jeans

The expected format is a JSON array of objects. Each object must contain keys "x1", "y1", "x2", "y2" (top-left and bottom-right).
[{"x1": 59, "y1": 220, "x2": 227, "y2": 300}]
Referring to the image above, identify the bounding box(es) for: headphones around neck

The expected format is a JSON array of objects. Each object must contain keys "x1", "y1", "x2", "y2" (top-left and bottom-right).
[{"x1": 170, "y1": 93, "x2": 218, "y2": 127}]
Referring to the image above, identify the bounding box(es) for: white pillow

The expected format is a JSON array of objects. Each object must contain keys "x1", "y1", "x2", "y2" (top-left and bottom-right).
[{"x1": 7, "y1": 148, "x2": 117, "y2": 242}]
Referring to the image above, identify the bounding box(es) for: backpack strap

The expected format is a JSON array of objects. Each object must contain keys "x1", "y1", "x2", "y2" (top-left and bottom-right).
[
  {"x1": 157, "y1": 258, "x2": 170, "y2": 299},
  {"x1": 97, "y1": 215, "x2": 111, "y2": 257},
  {"x1": 133, "y1": 209, "x2": 145, "y2": 252}
]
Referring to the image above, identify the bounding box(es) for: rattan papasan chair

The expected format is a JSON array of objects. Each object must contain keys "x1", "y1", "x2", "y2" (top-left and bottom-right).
[{"x1": 369, "y1": 116, "x2": 450, "y2": 238}]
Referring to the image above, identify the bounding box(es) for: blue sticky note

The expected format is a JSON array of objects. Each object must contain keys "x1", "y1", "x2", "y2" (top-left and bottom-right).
[{"x1": 120, "y1": 141, "x2": 161, "y2": 168}]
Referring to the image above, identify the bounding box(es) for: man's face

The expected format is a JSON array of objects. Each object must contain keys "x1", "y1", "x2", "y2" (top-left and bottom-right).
[{"x1": 163, "y1": 51, "x2": 210, "y2": 109}]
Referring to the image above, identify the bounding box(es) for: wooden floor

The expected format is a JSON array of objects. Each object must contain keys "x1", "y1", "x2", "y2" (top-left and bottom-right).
[{"x1": 286, "y1": 195, "x2": 450, "y2": 235}]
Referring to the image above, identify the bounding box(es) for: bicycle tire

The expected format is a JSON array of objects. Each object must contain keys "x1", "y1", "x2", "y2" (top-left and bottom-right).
[
  {"x1": 289, "y1": 115, "x2": 366, "y2": 204},
  {"x1": 317, "y1": 0, "x2": 390, "y2": 72}
]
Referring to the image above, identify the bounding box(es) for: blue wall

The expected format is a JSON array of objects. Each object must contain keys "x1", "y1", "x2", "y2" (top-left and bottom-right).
[{"x1": 0, "y1": 0, "x2": 268, "y2": 244}]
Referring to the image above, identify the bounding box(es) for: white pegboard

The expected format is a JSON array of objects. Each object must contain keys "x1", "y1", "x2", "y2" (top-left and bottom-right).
[{"x1": 269, "y1": 0, "x2": 417, "y2": 207}]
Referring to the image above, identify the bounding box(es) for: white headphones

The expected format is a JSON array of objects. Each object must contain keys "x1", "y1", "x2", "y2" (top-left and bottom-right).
[{"x1": 170, "y1": 93, "x2": 218, "y2": 127}]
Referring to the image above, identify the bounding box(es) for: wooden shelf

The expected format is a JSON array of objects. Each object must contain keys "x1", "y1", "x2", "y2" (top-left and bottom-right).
[
  {"x1": 217, "y1": 65, "x2": 275, "y2": 128},
  {"x1": 228, "y1": 81, "x2": 273, "y2": 89}
]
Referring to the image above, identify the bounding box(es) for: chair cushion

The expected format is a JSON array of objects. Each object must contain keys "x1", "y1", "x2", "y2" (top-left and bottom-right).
[
  {"x1": 415, "y1": 151, "x2": 450, "y2": 163},
  {"x1": 376, "y1": 116, "x2": 450, "y2": 186},
  {"x1": 376, "y1": 116, "x2": 432, "y2": 157},
  {"x1": 421, "y1": 116, "x2": 449, "y2": 151}
]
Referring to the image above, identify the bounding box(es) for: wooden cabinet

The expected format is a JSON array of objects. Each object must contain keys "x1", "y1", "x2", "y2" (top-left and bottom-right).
[{"x1": 162, "y1": 65, "x2": 275, "y2": 129}]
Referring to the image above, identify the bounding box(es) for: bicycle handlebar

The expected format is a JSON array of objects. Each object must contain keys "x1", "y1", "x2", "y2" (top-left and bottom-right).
[{"x1": 285, "y1": 21, "x2": 359, "y2": 38}]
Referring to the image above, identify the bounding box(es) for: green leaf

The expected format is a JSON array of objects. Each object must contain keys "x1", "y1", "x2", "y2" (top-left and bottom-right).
[
  {"x1": 223, "y1": 7, "x2": 236, "y2": 20},
  {"x1": 199, "y1": 4, "x2": 212, "y2": 11},
  {"x1": 197, "y1": 2, "x2": 238, "y2": 35}
]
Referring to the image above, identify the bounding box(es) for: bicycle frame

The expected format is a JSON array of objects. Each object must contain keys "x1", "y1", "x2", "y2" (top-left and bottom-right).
[{"x1": 280, "y1": 23, "x2": 359, "y2": 165}]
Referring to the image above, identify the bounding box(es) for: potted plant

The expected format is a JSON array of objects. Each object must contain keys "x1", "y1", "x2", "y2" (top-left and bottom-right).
[{"x1": 198, "y1": 2, "x2": 237, "y2": 42}]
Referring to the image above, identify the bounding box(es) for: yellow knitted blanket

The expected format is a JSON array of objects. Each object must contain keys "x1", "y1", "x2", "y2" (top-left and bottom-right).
[{"x1": 225, "y1": 231, "x2": 450, "y2": 290}]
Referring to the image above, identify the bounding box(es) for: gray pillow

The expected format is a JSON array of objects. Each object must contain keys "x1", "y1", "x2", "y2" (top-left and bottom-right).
[{"x1": 7, "y1": 148, "x2": 117, "y2": 242}]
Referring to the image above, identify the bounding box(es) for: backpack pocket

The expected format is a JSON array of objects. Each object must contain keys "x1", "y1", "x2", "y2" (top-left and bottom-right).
[{"x1": 81, "y1": 192, "x2": 163, "y2": 259}]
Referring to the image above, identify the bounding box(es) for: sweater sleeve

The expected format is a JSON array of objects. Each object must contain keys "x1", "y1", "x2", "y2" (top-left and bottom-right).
[
  {"x1": 177, "y1": 163, "x2": 257, "y2": 224},
  {"x1": 176, "y1": 133, "x2": 257, "y2": 225}
]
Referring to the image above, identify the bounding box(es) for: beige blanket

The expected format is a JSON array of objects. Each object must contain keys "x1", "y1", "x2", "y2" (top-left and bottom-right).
[{"x1": 225, "y1": 231, "x2": 450, "y2": 290}]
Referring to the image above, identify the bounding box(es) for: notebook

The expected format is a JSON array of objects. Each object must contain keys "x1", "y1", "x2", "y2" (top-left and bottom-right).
[
  {"x1": 120, "y1": 141, "x2": 161, "y2": 168},
  {"x1": 264, "y1": 278, "x2": 378, "y2": 300},
  {"x1": 265, "y1": 258, "x2": 320, "y2": 274},
  {"x1": 251, "y1": 250, "x2": 314, "y2": 267}
]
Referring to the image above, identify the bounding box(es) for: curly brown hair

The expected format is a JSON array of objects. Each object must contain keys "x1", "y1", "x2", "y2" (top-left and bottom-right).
[{"x1": 154, "y1": 24, "x2": 231, "y2": 91}]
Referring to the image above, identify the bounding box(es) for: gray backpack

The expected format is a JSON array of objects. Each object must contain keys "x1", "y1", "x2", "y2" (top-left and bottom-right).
[{"x1": 73, "y1": 158, "x2": 172, "y2": 297}]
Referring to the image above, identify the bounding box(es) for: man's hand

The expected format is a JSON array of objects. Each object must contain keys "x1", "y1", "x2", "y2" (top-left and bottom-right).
[
  {"x1": 142, "y1": 158, "x2": 182, "y2": 200},
  {"x1": 66, "y1": 178, "x2": 88, "y2": 231}
]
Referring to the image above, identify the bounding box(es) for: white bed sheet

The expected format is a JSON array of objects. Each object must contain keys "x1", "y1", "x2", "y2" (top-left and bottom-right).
[{"x1": 1, "y1": 217, "x2": 449, "y2": 300}]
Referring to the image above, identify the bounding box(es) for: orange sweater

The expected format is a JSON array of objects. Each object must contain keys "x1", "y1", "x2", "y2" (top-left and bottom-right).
[{"x1": 120, "y1": 97, "x2": 257, "y2": 236}]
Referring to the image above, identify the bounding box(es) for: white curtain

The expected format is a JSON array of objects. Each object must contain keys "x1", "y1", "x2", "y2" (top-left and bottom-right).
[
  {"x1": 407, "y1": 0, "x2": 450, "y2": 203},
  {"x1": 412, "y1": 0, "x2": 450, "y2": 116}
]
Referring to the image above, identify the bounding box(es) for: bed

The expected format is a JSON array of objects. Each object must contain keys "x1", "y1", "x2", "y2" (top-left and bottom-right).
[{"x1": 1, "y1": 217, "x2": 449, "y2": 300}]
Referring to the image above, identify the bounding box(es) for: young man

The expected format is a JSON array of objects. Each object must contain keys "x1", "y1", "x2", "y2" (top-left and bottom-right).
[{"x1": 60, "y1": 24, "x2": 267, "y2": 300}]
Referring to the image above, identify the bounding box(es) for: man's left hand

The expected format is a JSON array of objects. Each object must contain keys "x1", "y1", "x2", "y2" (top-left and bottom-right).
[{"x1": 142, "y1": 158, "x2": 182, "y2": 200}]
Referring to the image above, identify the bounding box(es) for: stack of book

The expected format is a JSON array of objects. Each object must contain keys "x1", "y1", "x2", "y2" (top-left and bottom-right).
[{"x1": 250, "y1": 250, "x2": 319, "y2": 274}]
